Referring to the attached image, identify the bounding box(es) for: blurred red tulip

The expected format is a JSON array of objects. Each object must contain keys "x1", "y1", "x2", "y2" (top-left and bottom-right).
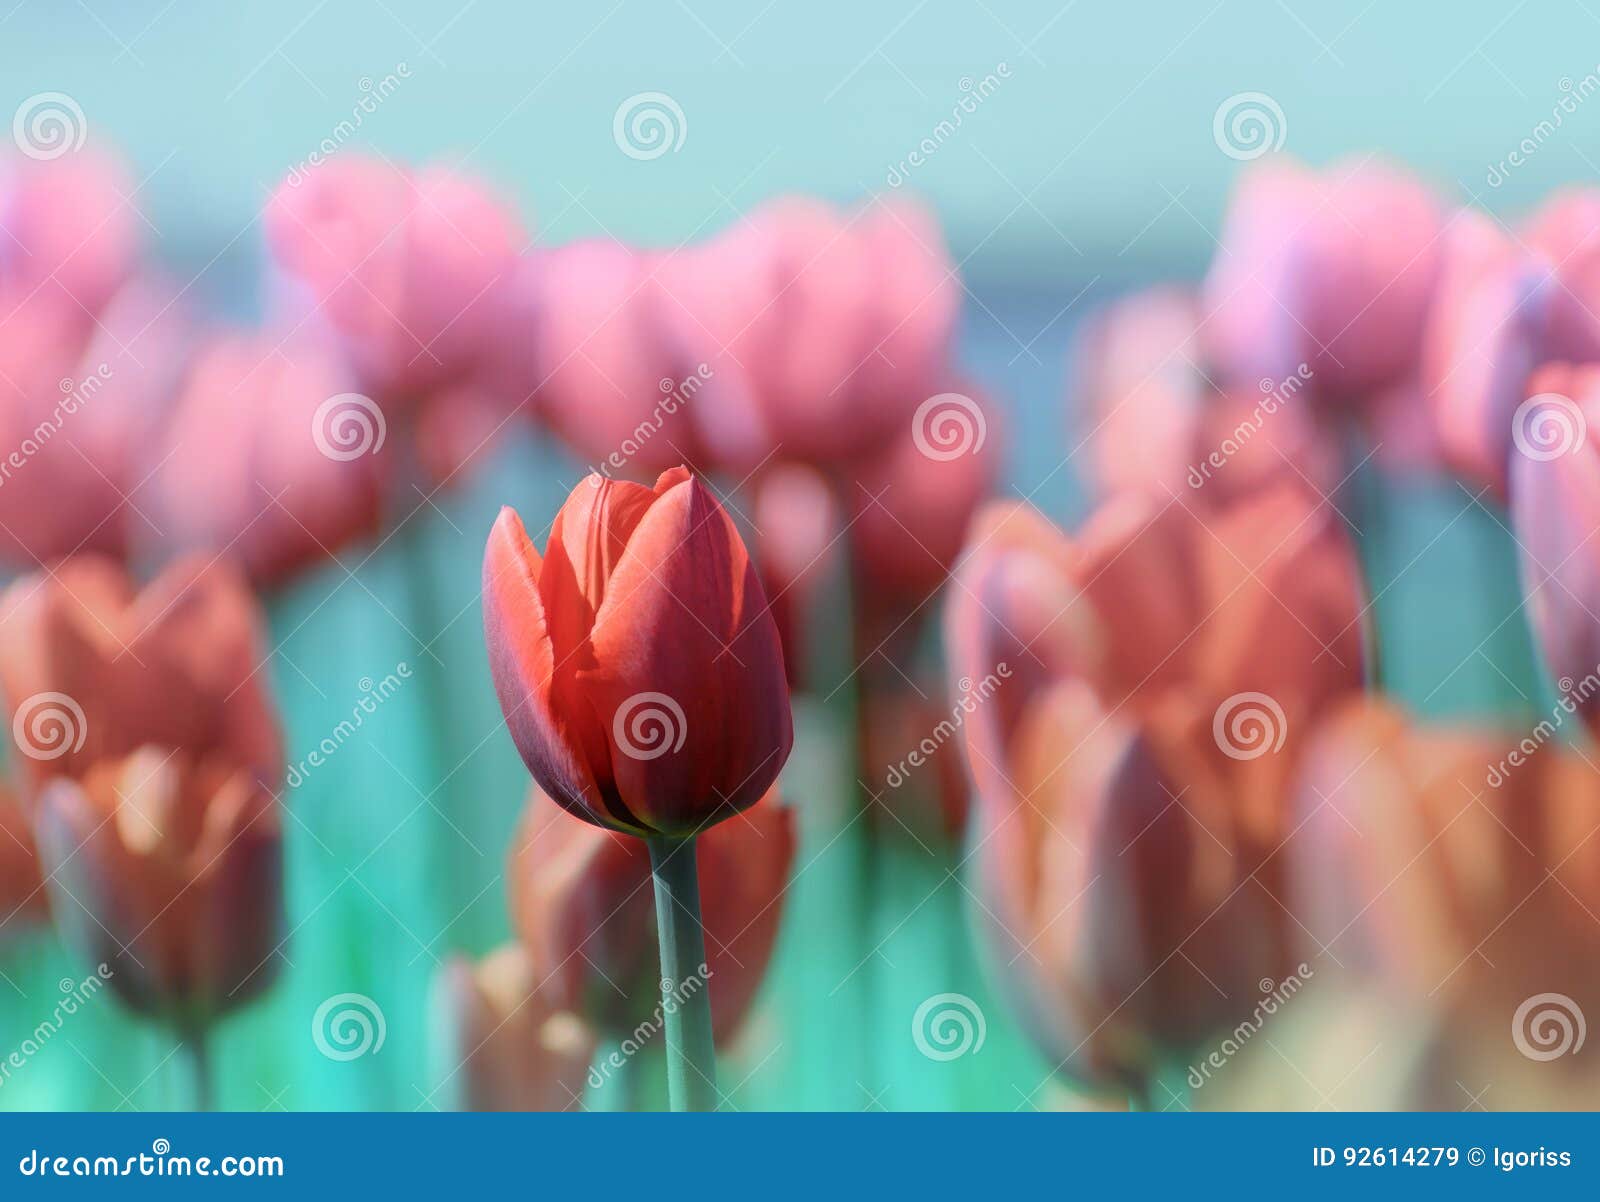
[
  {"x1": 0, "y1": 555, "x2": 282, "y2": 796},
  {"x1": 436, "y1": 945, "x2": 597, "y2": 1111},
  {"x1": 150, "y1": 333, "x2": 388, "y2": 587},
  {"x1": 0, "y1": 149, "x2": 136, "y2": 332},
  {"x1": 34, "y1": 746, "x2": 283, "y2": 1025},
  {"x1": 1509, "y1": 363, "x2": 1600, "y2": 733},
  {"x1": 1204, "y1": 157, "x2": 1443, "y2": 401},
  {"x1": 658, "y1": 195, "x2": 958, "y2": 470},
  {"x1": 482, "y1": 468, "x2": 791, "y2": 836},
  {"x1": 1286, "y1": 700, "x2": 1600, "y2": 1108},
  {"x1": 944, "y1": 478, "x2": 1367, "y2": 1092},
  {"x1": 265, "y1": 155, "x2": 526, "y2": 402},
  {"x1": 509, "y1": 787, "x2": 794, "y2": 1045}
]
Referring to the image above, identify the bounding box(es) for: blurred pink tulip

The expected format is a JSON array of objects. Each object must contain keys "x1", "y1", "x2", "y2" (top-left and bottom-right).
[
  {"x1": 150, "y1": 333, "x2": 388, "y2": 587},
  {"x1": 1509, "y1": 363, "x2": 1600, "y2": 733},
  {"x1": 658, "y1": 195, "x2": 958, "y2": 470},
  {"x1": 533, "y1": 240, "x2": 727, "y2": 475},
  {"x1": 750, "y1": 462, "x2": 841, "y2": 685},
  {"x1": 436, "y1": 945, "x2": 597, "y2": 1111},
  {"x1": 944, "y1": 475, "x2": 1367, "y2": 1093},
  {"x1": 265, "y1": 155, "x2": 526, "y2": 403},
  {"x1": 1204, "y1": 157, "x2": 1444, "y2": 401},
  {"x1": 0, "y1": 150, "x2": 136, "y2": 333}
]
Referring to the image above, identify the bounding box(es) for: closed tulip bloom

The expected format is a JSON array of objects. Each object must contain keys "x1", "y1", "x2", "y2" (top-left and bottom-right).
[
  {"x1": 1286, "y1": 701, "x2": 1600, "y2": 1108},
  {"x1": 509, "y1": 787, "x2": 794, "y2": 1044},
  {"x1": 1204, "y1": 157, "x2": 1443, "y2": 400},
  {"x1": 265, "y1": 156, "x2": 526, "y2": 401},
  {"x1": 436, "y1": 945, "x2": 597, "y2": 1112},
  {"x1": 658, "y1": 196, "x2": 957, "y2": 470},
  {"x1": 34, "y1": 747, "x2": 283, "y2": 1026},
  {"x1": 944, "y1": 482, "x2": 1366, "y2": 1094},
  {"x1": 0, "y1": 555, "x2": 282, "y2": 796},
  {"x1": 1510, "y1": 364, "x2": 1600, "y2": 734},
  {"x1": 150, "y1": 333, "x2": 388, "y2": 587},
  {"x1": 0, "y1": 149, "x2": 136, "y2": 331},
  {"x1": 483, "y1": 468, "x2": 792, "y2": 837}
]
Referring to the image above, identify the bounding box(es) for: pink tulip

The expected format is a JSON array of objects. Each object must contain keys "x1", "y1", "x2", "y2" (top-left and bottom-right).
[
  {"x1": 1204, "y1": 157, "x2": 1444, "y2": 401},
  {"x1": 265, "y1": 155, "x2": 526, "y2": 403},
  {"x1": 658, "y1": 195, "x2": 958, "y2": 469},
  {"x1": 750, "y1": 462, "x2": 841, "y2": 685},
  {"x1": 0, "y1": 149, "x2": 136, "y2": 334},
  {"x1": 150, "y1": 333, "x2": 388, "y2": 587}
]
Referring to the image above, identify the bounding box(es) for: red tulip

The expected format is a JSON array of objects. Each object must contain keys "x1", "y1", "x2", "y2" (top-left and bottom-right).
[
  {"x1": 944, "y1": 477, "x2": 1367, "y2": 1093},
  {"x1": 0, "y1": 555, "x2": 282, "y2": 797},
  {"x1": 150, "y1": 333, "x2": 388, "y2": 587},
  {"x1": 436, "y1": 945, "x2": 597, "y2": 1112},
  {"x1": 509, "y1": 787, "x2": 794, "y2": 1044},
  {"x1": 657, "y1": 195, "x2": 958, "y2": 470},
  {"x1": 1204, "y1": 157, "x2": 1443, "y2": 401},
  {"x1": 265, "y1": 155, "x2": 526, "y2": 402},
  {"x1": 482, "y1": 468, "x2": 792, "y2": 836},
  {"x1": 34, "y1": 747, "x2": 283, "y2": 1025},
  {"x1": 1509, "y1": 363, "x2": 1600, "y2": 734}
]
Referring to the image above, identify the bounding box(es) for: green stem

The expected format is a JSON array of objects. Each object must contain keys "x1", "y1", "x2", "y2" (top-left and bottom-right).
[
  {"x1": 181, "y1": 1027, "x2": 214, "y2": 1112},
  {"x1": 645, "y1": 834, "x2": 718, "y2": 1112}
]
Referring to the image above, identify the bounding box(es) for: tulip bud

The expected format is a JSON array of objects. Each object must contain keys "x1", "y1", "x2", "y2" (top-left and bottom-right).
[
  {"x1": 33, "y1": 748, "x2": 283, "y2": 1027},
  {"x1": 434, "y1": 945, "x2": 597, "y2": 1112},
  {"x1": 482, "y1": 468, "x2": 792, "y2": 836},
  {"x1": 509, "y1": 788, "x2": 794, "y2": 1045}
]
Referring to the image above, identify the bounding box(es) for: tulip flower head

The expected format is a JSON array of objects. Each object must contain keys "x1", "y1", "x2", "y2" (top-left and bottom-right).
[{"x1": 483, "y1": 468, "x2": 792, "y2": 837}]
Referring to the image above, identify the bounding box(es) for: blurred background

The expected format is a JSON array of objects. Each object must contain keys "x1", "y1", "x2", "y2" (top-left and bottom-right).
[{"x1": 0, "y1": 1, "x2": 1596, "y2": 1111}]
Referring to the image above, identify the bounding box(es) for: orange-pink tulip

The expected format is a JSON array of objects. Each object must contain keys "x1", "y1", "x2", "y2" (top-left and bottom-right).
[
  {"x1": 509, "y1": 787, "x2": 794, "y2": 1044},
  {"x1": 482, "y1": 468, "x2": 791, "y2": 836},
  {"x1": 35, "y1": 748, "x2": 282, "y2": 1025},
  {"x1": 945, "y1": 477, "x2": 1367, "y2": 1092},
  {"x1": 436, "y1": 945, "x2": 597, "y2": 1112}
]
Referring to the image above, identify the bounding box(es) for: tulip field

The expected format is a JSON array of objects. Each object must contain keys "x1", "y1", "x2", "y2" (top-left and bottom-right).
[{"x1": 0, "y1": 5, "x2": 1598, "y2": 1126}]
